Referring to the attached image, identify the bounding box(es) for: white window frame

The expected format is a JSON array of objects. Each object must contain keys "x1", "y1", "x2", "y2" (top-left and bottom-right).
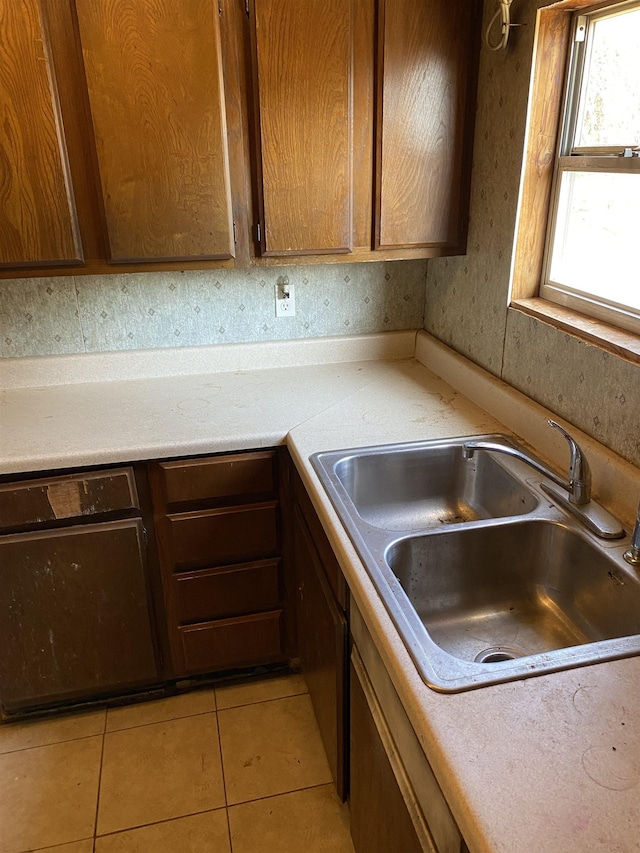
[{"x1": 541, "y1": 0, "x2": 640, "y2": 335}]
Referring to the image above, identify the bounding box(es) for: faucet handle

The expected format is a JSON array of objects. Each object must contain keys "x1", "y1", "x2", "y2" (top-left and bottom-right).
[{"x1": 548, "y1": 420, "x2": 591, "y2": 505}]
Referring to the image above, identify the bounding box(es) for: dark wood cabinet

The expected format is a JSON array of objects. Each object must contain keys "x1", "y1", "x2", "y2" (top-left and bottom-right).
[
  {"x1": 0, "y1": 468, "x2": 159, "y2": 714},
  {"x1": 2, "y1": 0, "x2": 480, "y2": 275},
  {"x1": 375, "y1": 0, "x2": 482, "y2": 251},
  {"x1": 249, "y1": 0, "x2": 369, "y2": 257},
  {"x1": 150, "y1": 449, "x2": 290, "y2": 678},
  {"x1": 249, "y1": 0, "x2": 482, "y2": 262},
  {"x1": 350, "y1": 654, "x2": 425, "y2": 853},
  {"x1": 74, "y1": 0, "x2": 236, "y2": 264},
  {"x1": 292, "y1": 468, "x2": 348, "y2": 800},
  {"x1": 0, "y1": 0, "x2": 82, "y2": 268},
  {"x1": 1, "y1": 0, "x2": 250, "y2": 275}
]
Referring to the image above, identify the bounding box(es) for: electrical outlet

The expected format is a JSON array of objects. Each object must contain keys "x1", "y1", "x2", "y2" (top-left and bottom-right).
[{"x1": 275, "y1": 276, "x2": 295, "y2": 317}]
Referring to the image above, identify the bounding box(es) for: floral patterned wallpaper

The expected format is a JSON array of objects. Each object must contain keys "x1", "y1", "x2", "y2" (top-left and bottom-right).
[
  {"x1": 0, "y1": 261, "x2": 426, "y2": 359},
  {"x1": 425, "y1": 0, "x2": 640, "y2": 468}
]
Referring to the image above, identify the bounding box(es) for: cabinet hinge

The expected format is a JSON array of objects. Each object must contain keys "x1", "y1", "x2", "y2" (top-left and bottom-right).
[
  {"x1": 256, "y1": 222, "x2": 261, "y2": 243},
  {"x1": 245, "y1": 0, "x2": 249, "y2": 17},
  {"x1": 218, "y1": 0, "x2": 223, "y2": 16},
  {"x1": 233, "y1": 221, "x2": 237, "y2": 244}
]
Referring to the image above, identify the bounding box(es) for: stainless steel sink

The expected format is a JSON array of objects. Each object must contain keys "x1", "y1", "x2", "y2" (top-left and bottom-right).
[
  {"x1": 311, "y1": 436, "x2": 640, "y2": 691},
  {"x1": 332, "y1": 440, "x2": 537, "y2": 530}
]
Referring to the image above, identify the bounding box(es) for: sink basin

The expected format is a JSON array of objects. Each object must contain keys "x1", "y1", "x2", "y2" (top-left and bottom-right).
[
  {"x1": 320, "y1": 437, "x2": 537, "y2": 531},
  {"x1": 386, "y1": 520, "x2": 640, "y2": 666},
  {"x1": 311, "y1": 436, "x2": 640, "y2": 691}
]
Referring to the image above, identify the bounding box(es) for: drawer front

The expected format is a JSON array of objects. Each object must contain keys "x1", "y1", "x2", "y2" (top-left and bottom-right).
[
  {"x1": 159, "y1": 451, "x2": 276, "y2": 506},
  {"x1": 0, "y1": 468, "x2": 139, "y2": 530},
  {"x1": 180, "y1": 610, "x2": 284, "y2": 674},
  {"x1": 168, "y1": 502, "x2": 278, "y2": 570},
  {"x1": 176, "y1": 559, "x2": 281, "y2": 623}
]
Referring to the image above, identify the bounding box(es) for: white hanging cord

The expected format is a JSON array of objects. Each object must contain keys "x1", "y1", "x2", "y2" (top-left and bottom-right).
[{"x1": 486, "y1": 0, "x2": 515, "y2": 51}]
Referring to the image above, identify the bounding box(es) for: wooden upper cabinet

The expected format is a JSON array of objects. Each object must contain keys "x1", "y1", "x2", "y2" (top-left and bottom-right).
[
  {"x1": 0, "y1": 0, "x2": 82, "y2": 267},
  {"x1": 375, "y1": 0, "x2": 482, "y2": 250},
  {"x1": 250, "y1": 0, "x2": 368, "y2": 257},
  {"x1": 250, "y1": 0, "x2": 481, "y2": 261},
  {"x1": 74, "y1": 0, "x2": 235, "y2": 263}
]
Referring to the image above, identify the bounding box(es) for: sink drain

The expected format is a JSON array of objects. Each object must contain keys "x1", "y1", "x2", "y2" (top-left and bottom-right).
[{"x1": 474, "y1": 646, "x2": 523, "y2": 664}]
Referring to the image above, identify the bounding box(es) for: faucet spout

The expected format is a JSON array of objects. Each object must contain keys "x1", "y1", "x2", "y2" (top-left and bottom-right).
[
  {"x1": 462, "y1": 421, "x2": 624, "y2": 540},
  {"x1": 462, "y1": 438, "x2": 569, "y2": 492},
  {"x1": 462, "y1": 420, "x2": 590, "y2": 506}
]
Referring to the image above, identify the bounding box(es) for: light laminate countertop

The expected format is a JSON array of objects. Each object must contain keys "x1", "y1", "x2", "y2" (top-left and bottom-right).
[{"x1": 1, "y1": 330, "x2": 639, "y2": 853}]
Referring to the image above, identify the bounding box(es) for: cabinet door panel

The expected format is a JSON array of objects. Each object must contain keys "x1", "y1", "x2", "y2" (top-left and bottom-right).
[
  {"x1": 75, "y1": 0, "x2": 234, "y2": 262},
  {"x1": 350, "y1": 654, "x2": 426, "y2": 853},
  {"x1": 0, "y1": 0, "x2": 82, "y2": 267},
  {"x1": 376, "y1": 0, "x2": 479, "y2": 249},
  {"x1": 294, "y1": 504, "x2": 347, "y2": 800},
  {"x1": 0, "y1": 520, "x2": 158, "y2": 710},
  {"x1": 252, "y1": 0, "x2": 354, "y2": 255}
]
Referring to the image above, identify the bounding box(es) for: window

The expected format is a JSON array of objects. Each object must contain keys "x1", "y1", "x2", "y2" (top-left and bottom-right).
[{"x1": 541, "y1": 1, "x2": 640, "y2": 335}]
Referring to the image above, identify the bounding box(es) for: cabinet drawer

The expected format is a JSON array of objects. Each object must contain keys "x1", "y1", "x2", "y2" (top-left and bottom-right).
[
  {"x1": 168, "y1": 502, "x2": 278, "y2": 569},
  {"x1": 180, "y1": 610, "x2": 284, "y2": 674},
  {"x1": 0, "y1": 468, "x2": 139, "y2": 530},
  {"x1": 176, "y1": 559, "x2": 281, "y2": 623},
  {"x1": 159, "y1": 451, "x2": 276, "y2": 506}
]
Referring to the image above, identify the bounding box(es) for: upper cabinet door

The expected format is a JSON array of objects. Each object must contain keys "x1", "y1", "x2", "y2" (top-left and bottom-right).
[
  {"x1": 251, "y1": 0, "x2": 359, "y2": 257},
  {"x1": 0, "y1": 0, "x2": 82, "y2": 267},
  {"x1": 375, "y1": 0, "x2": 481, "y2": 250},
  {"x1": 75, "y1": 0, "x2": 235, "y2": 263}
]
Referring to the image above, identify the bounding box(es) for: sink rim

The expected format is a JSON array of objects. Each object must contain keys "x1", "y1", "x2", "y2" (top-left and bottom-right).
[{"x1": 311, "y1": 436, "x2": 640, "y2": 692}]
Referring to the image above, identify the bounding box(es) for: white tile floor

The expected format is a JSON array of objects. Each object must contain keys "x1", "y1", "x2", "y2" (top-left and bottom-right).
[{"x1": 0, "y1": 673, "x2": 355, "y2": 853}]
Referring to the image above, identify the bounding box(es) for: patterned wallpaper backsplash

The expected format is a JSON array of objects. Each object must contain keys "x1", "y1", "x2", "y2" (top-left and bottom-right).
[
  {"x1": 425, "y1": 0, "x2": 640, "y2": 468},
  {"x1": 0, "y1": 261, "x2": 426, "y2": 359}
]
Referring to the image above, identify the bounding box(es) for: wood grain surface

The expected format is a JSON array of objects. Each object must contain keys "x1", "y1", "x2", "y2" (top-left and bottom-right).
[
  {"x1": 75, "y1": 0, "x2": 234, "y2": 262},
  {"x1": 253, "y1": 0, "x2": 353, "y2": 255},
  {"x1": 0, "y1": 0, "x2": 82, "y2": 266},
  {"x1": 376, "y1": 0, "x2": 476, "y2": 249}
]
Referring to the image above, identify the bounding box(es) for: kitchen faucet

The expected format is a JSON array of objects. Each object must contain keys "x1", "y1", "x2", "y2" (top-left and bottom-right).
[
  {"x1": 624, "y1": 502, "x2": 640, "y2": 566},
  {"x1": 462, "y1": 420, "x2": 624, "y2": 539}
]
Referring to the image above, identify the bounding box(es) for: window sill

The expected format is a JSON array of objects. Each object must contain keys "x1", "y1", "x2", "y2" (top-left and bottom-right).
[{"x1": 510, "y1": 298, "x2": 640, "y2": 365}]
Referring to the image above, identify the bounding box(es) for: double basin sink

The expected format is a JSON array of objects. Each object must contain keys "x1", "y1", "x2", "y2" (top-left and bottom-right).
[{"x1": 311, "y1": 436, "x2": 640, "y2": 691}]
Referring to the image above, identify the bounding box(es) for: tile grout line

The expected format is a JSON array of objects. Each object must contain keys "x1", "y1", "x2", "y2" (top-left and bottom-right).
[
  {"x1": 213, "y1": 708, "x2": 234, "y2": 853},
  {"x1": 91, "y1": 713, "x2": 108, "y2": 849},
  {"x1": 226, "y1": 780, "x2": 336, "y2": 810},
  {"x1": 0, "y1": 730, "x2": 105, "y2": 757},
  {"x1": 215, "y1": 688, "x2": 309, "y2": 715},
  {"x1": 92, "y1": 807, "x2": 228, "y2": 840},
  {"x1": 104, "y1": 702, "x2": 218, "y2": 734}
]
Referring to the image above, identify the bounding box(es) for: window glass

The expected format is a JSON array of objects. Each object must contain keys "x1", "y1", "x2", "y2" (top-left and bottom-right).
[
  {"x1": 542, "y1": 2, "x2": 640, "y2": 334},
  {"x1": 549, "y1": 170, "x2": 640, "y2": 308},
  {"x1": 575, "y1": 6, "x2": 640, "y2": 148}
]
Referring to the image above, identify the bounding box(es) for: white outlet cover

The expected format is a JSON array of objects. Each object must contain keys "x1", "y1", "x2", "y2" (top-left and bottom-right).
[{"x1": 275, "y1": 283, "x2": 296, "y2": 318}]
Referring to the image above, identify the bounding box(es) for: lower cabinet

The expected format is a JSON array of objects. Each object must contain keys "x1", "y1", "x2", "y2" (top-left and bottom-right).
[
  {"x1": 0, "y1": 468, "x2": 160, "y2": 713},
  {"x1": 292, "y1": 463, "x2": 349, "y2": 800},
  {"x1": 350, "y1": 604, "x2": 467, "y2": 853},
  {"x1": 350, "y1": 651, "x2": 426, "y2": 853},
  {"x1": 293, "y1": 501, "x2": 348, "y2": 800},
  {"x1": 149, "y1": 449, "x2": 291, "y2": 678}
]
